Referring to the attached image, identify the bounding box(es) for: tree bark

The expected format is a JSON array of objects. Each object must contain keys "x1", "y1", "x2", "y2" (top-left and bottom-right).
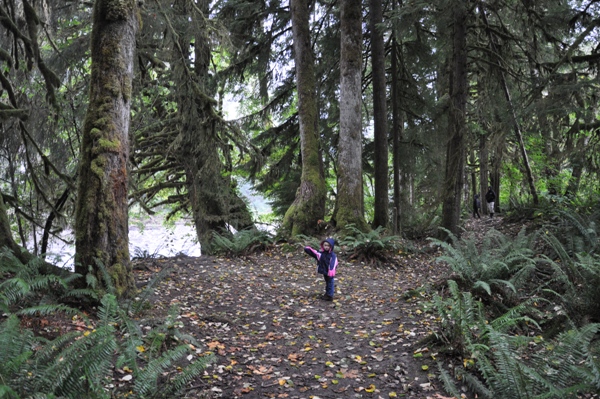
[
  {"x1": 391, "y1": 32, "x2": 402, "y2": 234},
  {"x1": 370, "y1": 0, "x2": 389, "y2": 229},
  {"x1": 167, "y1": 0, "x2": 254, "y2": 253},
  {"x1": 337, "y1": 0, "x2": 369, "y2": 232},
  {"x1": 1, "y1": 190, "x2": 70, "y2": 276},
  {"x1": 75, "y1": 0, "x2": 139, "y2": 296},
  {"x1": 0, "y1": 191, "x2": 30, "y2": 264},
  {"x1": 282, "y1": 0, "x2": 327, "y2": 236},
  {"x1": 479, "y1": 131, "x2": 489, "y2": 214},
  {"x1": 440, "y1": 0, "x2": 468, "y2": 238}
]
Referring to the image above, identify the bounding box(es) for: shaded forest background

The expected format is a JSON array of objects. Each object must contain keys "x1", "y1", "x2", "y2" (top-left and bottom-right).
[
  {"x1": 1, "y1": 1, "x2": 600, "y2": 398},
  {"x1": 2, "y1": 0, "x2": 600, "y2": 272}
]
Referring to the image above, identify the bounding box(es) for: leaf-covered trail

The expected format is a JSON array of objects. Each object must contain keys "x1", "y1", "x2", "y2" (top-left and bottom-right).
[{"x1": 141, "y1": 245, "x2": 452, "y2": 399}]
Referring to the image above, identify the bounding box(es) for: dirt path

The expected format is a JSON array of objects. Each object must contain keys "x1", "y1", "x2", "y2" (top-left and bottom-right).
[{"x1": 139, "y1": 240, "x2": 458, "y2": 399}]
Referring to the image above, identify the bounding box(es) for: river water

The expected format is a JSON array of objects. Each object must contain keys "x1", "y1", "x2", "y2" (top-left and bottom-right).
[
  {"x1": 43, "y1": 183, "x2": 272, "y2": 270},
  {"x1": 43, "y1": 217, "x2": 201, "y2": 270}
]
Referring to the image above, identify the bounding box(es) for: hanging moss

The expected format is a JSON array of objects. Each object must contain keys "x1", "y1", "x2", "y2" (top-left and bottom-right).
[{"x1": 96, "y1": 138, "x2": 121, "y2": 153}]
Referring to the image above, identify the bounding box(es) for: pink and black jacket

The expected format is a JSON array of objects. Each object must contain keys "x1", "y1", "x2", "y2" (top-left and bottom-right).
[{"x1": 304, "y1": 238, "x2": 338, "y2": 277}]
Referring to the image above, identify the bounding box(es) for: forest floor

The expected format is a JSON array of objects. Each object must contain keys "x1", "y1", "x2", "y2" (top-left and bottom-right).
[{"x1": 129, "y1": 215, "x2": 509, "y2": 399}]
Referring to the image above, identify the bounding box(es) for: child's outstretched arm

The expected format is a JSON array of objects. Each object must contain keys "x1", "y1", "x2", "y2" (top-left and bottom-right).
[{"x1": 304, "y1": 246, "x2": 320, "y2": 260}]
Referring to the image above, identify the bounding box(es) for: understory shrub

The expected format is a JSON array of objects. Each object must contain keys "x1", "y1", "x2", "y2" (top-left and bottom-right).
[
  {"x1": 338, "y1": 224, "x2": 401, "y2": 266},
  {"x1": 429, "y1": 228, "x2": 537, "y2": 303},
  {"x1": 431, "y1": 216, "x2": 600, "y2": 398},
  {"x1": 211, "y1": 227, "x2": 273, "y2": 256},
  {"x1": 434, "y1": 282, "x2": 600, "y2": 399},
  {"x1": 0, "y1": 249, "x2": 214, "y2": 398}
]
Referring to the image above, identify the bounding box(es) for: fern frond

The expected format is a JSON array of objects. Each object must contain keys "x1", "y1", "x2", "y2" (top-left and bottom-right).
[
  {"x1": 17, "y1": 304, "x2": 82, "y2": 318},
  {"x1": 436, "y1": 362, "x2": 462, "y2": 398},
  {"x1": 159, "y1": 354, "x2": 215, "y2": 397},
  {"x1": 128, "y1": 267, "x2": 173, "y2": 315},
  {"x1": 134, "y1": 345, "x2": 189, "y2": 397}
]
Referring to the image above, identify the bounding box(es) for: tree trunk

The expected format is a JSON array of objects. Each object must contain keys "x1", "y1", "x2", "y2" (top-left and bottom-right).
[
  {"x1": 1, "y1": 190, "x2": 71, "y2": 276},
  {"x1": 391, "y1": 32, "x2": 402, "y2": 234},
  {"x1": 479, "y1": 131, "x2": 489, "y2": 214},
  {"x1": 0, "y1": 191, "x2": 30, "y2": 264},
  {"x1": 337, "y1": 0, "x2": 368, "y2": 232},
  {"x1": 171, "y1": 0, "x2": 254, "y2": 253},
  {"x1": 282, "y1": 0, "x2": 326, "y2": 236},
  {"x1": 370, "y1": 0, "x2": 389, "y2": 229},
  {"x1": 75, "y1": 0, "x2": 139, "y2": 296},
  {"x1": 440, "y1": 0, "x2": 468, "y2": 238}
]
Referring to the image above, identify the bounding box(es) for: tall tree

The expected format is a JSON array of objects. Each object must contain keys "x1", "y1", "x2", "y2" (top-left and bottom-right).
[
  {"x1": 370, "y1": 0, "x2": 389, "y2": 229},
  {"x1": 75, "y1": 0, "x2": 139, "y2": 296},
  {"x1": 478, "y1": 4, "x2": 538, "y2": 206},
  {"x1": 336, "y1": 0, "x2": 368, "y2": 231},
  {"x1": 282, "y1": 0, "x2": 327, "y2": 236},
  {"x1": 440, "y1": 0, "x2": 468, "y2": 237}
]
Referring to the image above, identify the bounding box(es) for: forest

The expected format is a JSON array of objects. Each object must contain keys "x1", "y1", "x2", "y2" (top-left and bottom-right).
[{"x1": 1, "y1": 0, "x2": 600, "y2": 398}]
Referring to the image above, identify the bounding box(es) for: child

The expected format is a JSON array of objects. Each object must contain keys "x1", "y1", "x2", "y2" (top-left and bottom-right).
[
  {"x1": 304, "y1": 238, "x2": 338, "y2": 301},
  {"x1": 473, "y1": 194, "x2": 481, "y2": 218}
]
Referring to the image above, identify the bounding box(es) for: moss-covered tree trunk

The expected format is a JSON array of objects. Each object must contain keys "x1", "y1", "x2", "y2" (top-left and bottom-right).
[
  {"x1": 170, "y1": 0, "x2": 253, "y2": 253},
  {"x1": 0, "y1": 191, "x2": 30, "y2": 264},
  {"x1": 370, "y1": 0, "x2": 389, "y2": 230},
  {"x1": 440, "y1": 0, "x2": 468, "y2": 239},
  {"x1": 336, "y1": 0, "x2": 369, "y2": 232},
  {"x1": 282, "y1": 0, "x2": 326, "y2": 236},
  {"x1": 74, "y1": 0, "x2": 139, "y2": 296}
]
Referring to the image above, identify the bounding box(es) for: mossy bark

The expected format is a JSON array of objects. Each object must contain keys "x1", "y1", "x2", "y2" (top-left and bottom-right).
[
  {"x1": 0, "y1": 191, "x2": 30, "y2": 264},
  {"x1": 283, "y1": 0, "x2": 326, "y2": 237},
  {"x1": 74, "y1": 0, "x2": 139, "y2": 297},
  {"x1": 336, "y1": 0, "x2": 369, "y2": 233},
  {"x1": 370, "y1": 0, "x2": 389, "y2": 230},
  {"x1": 172, "y1": 0, "x2": 254, "y2": 254},
  {"x1": 440, "y1": 1, "x2": 467, "y2": 240}
]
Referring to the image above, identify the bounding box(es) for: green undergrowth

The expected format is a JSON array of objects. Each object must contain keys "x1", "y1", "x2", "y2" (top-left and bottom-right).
[
  {"x1": 0, "y1": 248, "x2": 213, "y2": 398},
  {"x1": 428, "y1": 209, "x2": 600, "y2": 398},
  {"x1": 210, "y1": 227, "x2": 274, "y2": 257}
]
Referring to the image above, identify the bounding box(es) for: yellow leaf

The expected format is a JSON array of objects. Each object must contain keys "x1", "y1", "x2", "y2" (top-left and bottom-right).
[
  {"x1": 136, "y1": 345, "x2": 145, "y2": 353},
  {"x1": 83, "y1": 331, "x2": 91, "y2": 337},
  {"x1": 389, "y1": 392, "x2": 398, "y2": 398},
  {"x1": 325, "y1": 361, "x2": 334, "y2": 367},
  {"x1": 332, "y1": 379, "x2": 339, "y2": 384},
  {"x1": 421, "y1": 365, "x2": 429, "y2": 371},
  {"x1": 278, "y1": 379, "x2": 286, "y2": 386},
  {"x1": 365, "y1": 384, "x2": 376, "y2": 393}
]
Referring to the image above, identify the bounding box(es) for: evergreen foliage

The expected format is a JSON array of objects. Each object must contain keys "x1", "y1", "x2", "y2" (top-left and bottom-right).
[
  {"x1": 210, "y1": 227, "x2": 274, "y2": 257},
  {"x1": 338, "y1": 224, "x2": 401, "y2": 266},
  {"x1": 431, "y1": 222, "x2": 600, "y2": 398},
  {"x1": 429, "y1": 228, "x2": 536, "y2": 299},
  {"x1": 0, "y1": 251, "x2": 214, "y2": 398}
]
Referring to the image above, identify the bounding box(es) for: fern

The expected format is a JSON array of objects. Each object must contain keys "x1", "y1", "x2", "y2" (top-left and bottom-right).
[
  {"x1": 338, "y1": 224, "x2": 401, "y2": 266},
  {"x1": 0, "y1": 250, "x2": 214, "y2": 398},
  {"x1": 159, "y1": 353, "x2": 215, "y2": 397},
  {"x1": 431, "y1": 228, "x2": 536, "y2": 296},
  {"x1": 438, "y1": 312, "x2": 600, "y2": 398},
  {"x1": 211, "y1": 228, "x2": 273, "y2": 256}
]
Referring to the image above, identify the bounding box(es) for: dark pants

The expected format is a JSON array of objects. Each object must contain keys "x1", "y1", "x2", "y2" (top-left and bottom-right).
[
  {"x1": 323, "y1": 275, "x2": 335, "y2": 297},
  {"x1": 473, "y1": 207, "x2": 481, "y2": 218}
]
